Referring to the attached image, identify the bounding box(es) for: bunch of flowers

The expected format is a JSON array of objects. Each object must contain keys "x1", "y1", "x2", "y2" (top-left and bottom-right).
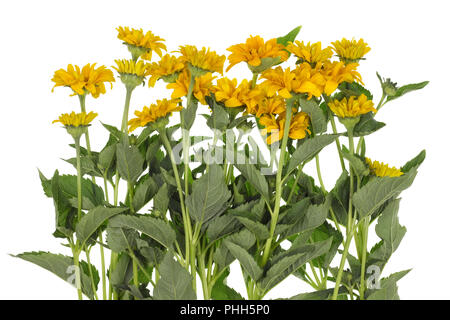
[{"x1": 15, "y1": 26, "x2": 428, "y2": 301}]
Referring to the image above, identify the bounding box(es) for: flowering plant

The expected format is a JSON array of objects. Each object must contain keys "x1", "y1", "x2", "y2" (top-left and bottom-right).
[{"x1": 15, "y1": 26, "x2": 428, "y2": 300}]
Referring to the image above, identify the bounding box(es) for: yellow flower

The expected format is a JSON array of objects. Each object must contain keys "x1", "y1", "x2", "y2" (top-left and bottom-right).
[
  {"x1": 366, "y1": 158, "x2": 404, "y2": 177},
  {"x1": 116, "y1": 26, "x2": 166, "y2": 60},
  {"x1": 260, "y1": 111, "x2": 310, "y2": 144},
  {"x1": 51, "y1": 64, "x2": 115, "y2": 98},
  {"x1": 328, "y1": 94, "x2": 376, "y2": 118},
  {"x1": 166, "y1": 69, "x2": 216, "y2": 105},
  {"x1": 212, "y1": 77, "x2": 256, "y2": 108},
  {"x1": 331, "y1": 38, "x2": 371, "y2": 62},
  {"x1": 178, "y1": 45, "x2": 225, "y2": 75},
  {"x1": 112, "y1": 59, "x2": 149, "y2": 77},
  {"x1": 261, "y1": 64, "x2": 326, "y2": 99},
  {"x1": 321, "y1": 61, "x2": 363, "y2": 96},
  {"x1": 128, "y1": 98, "x2": 182, "y2": 132},
  {"x1": 243, "y1": 82, "x2": 286, "y2": 117},
  {"x1": 52, "y1": 111, "x2": 98, "y2": 127},
  {"x1": 286, "y1": 41, "x2": 333, "y2": 66},
  {"x1": 147, "y1": 54, "x2": 185, "y2": 87},
  {"x1": 226, "y1": 35, "x2": 288, "y2": 72}
]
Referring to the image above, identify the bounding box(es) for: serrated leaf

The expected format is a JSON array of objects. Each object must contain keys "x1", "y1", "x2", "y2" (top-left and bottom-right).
[
  {"x1": 224, "y1": 241, "x2": 263, "y2": 281},
  {"x1": 353, "y1": 168, "x2": 419, "y2": 219},
  {"x1": 153, "y1": 183, "x2": 169, "y2": 215},
  {"x1": 106, "y1": 226, "x2": 139, "y2": 253},
  {"x1": 211, "y1": 269, "x2": 244, "y2": 300},
  {"x1": 205, "y1": 96, "x2": 229, "y2": 131},
  {"x1": 341, "y1": 146, "x2": 369, "y2": 177},
  {"x1": 288, "y1": 289, "x2": 335, "y2": 300},
  {"x1": 386, "y1": 81, "x2": 429, "y2": 102},
  {"x1": 116, "y1": 142, "x2": 144, "y2": 184},
  {"x1": 351, "y1": 113, "x2": 385, "y2": 137},
  {"x1": 206, "y1": 214, "x2": 240, "y2": 242},
  {"x1": 109, "y1": 215, "x2": 176, "y2": 250},
  {"x1": 366, "y1": 269, "x2": 411, "y2": 300},
  {"x1": 14, "y1": 251, "x2": 98, "y2": 299},
  {"x1": 76, "y1": 206, "x2": 128, "y2": 245},
  {"x1": 298, "y1": 97, "x2": 327, "y2": 134},
  {"x1": 287, "y1": 134, "x2": 338, "y2": 174},
  {"x1": 153, "y1": 254, "x2": 196, "y2": 300},
  {"x1": 132, "y1": 176, "x2": 158, "y2": 212},
  {"x1": 401, "y1": 150, "x2": 426, "y2": 173},
  {"x1": 235, "y1": 216, "x2": 270, "y2": 241},
  {"x1": 234, "y1": 163, "x2": 270, "y2": 201},
  {"x1": 181, "y1": 99, "x2": 198, "y2": 130},
  {"x1": 98, "y1": 144, "x2": 116, "y2": 171},
  {"x1": 186, "y1": 165, "x2": 231, "y2": 225}
]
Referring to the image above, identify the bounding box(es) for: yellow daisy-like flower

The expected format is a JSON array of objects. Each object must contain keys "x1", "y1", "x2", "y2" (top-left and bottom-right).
[
  {"x1": 128, "y1": 98, "x2": 182, "y2": 132},
  {"x1": 366, "y1": 158, "x2": 404, "y2": 177},
  {"x1": 226, "y1": 35, "x2": 288, "y2": 72},
  {"x1": 260, "y1": 112, "x2": 310, "y2": 144},
  {"x1": 212, "y1": 77, "x2": 258, "y2": 108},
  {"x1": 167, "y1": 69, "x2": 216, "y2": 105},
  {"x1": 52, "y1": 111, "x2": 98, "y2": 127},
  {"x1": 331, "y1": 38, "x2": 371, "y2": 63},
  {"x1": 51, "y1": 64, "x2": 115, "y2": 98},
  {"x1": 286, "y1": 41, "x2": 333, "y2": 66},
  {"x1": 147, "y1": 54, "x2": 185, "y2": 87},
  {"x1": 113, "y1": 59, "x2": 150, "y2": 77},
  {"x1": 117, "y1": 26, "x2": 166, "y2": 61},
  {"x1": 178, "y1": 45, "x2": 225, "y2": 75},
  {"x1": 242, "y1": 82, "x2": 286, "y2": 117},
  {"x1": 328, "y1": 94, "x2": 376, "y2": 118},
  {"x1": 261, "y1": 63, "x2": 326, "y2": 99},
  {"x1": 321, "y1": 61, "x2": 363, "y2": 96}
]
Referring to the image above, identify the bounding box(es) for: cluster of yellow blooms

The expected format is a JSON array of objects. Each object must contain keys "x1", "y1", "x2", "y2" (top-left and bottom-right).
[{"x1": 50, "y1": 27, "x2": 378, "y2": 148}]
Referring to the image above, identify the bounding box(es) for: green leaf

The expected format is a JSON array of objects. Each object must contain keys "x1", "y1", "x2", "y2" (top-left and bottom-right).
[
  {"x1": 284, "y1": 197, "x2": 331, "y2": 238},
  {"x1": 351, "y1": 113, "x2": 385, "y2": 137},
  {"x1": 186, "y1": 164, "x2": 231, "y2": 225},
  {"x1": 213, "y1": 229, "x2": 256, "y2": 270},
  {"x1": 234, "y1": 163, "x2": 270, "y2": 201},
  {"x1": 224, "y1": 241, "x2": 263, "y2": 281},
  {"x1": 106, "y1": 226, "x2": 139, "y2": 253},
  {"x1": 153, "y1": 254, "x2": 196, "y2": 300},
  {"x1": 57, "y1": 174, "x2": 105, "y2": 210},
  {"x1": 338, "y1": 82, "x2": 373, "y2": 100},
  {"x1": 205, "y1": 96, "x2": 229, "y2": 131},
  {"x1": 101, "y1": 123, "x2": 123, "y2": 141},
  {"x1": 98, "y1": 144, "x2": 116, "y2": 171},
  {"x1": 14, "y1": 251, "x2": 98, "y2": 300},
  {"x1": 38, "y1": 169, "x2": 52, "y2": 197},
  {"x1": 353, "y1": 168, "x2": 419, "y2": 219},
  {"x1": 366, "y1": 269, "x2": 411, "y2": 300},
  {"x1": 135, "y1": 125, "x2": 154, "y2": 146},
  {"x1": 51, "y1": 171, "x2": 77, "y2": 238},
  {"x1": 116, "y1": 141, "x2": 144, "y2": 184},
  {"x1": 369, "y1": 199, "x2": 406, "y2": 268},
  {"x1": 277, "y1": 26, "x2": 302, "y2": 46},
  {"x1": 109, "y1": 253, "x2": 132, "y2": 287},
  {"x1": 132, "y1": 176, "x2": 158, "y2": 212},
  {"x1": 341, "y1": 146, "x2": 369, "y2": 177},
  {"x1": 181, "y1": 98, "x2": 198, "y2": 130},
  {"x1": 211, "y1": 269, "x2": 244, "y2": 300},
  {"x1": 109, "y1": 214, "x2": 176, "y2": 250},
  {"x1": 386, "y1": 81, "x2": 429, "y2": 103},
  {"x1": 287, "y1": 134, "x2": 338, "y2": 174},
  {"x1": 288, "y1": 289, "x2": 335, "y2": 300},
  {"x1": 206, "y1": 214, "x2": 240, "y2": 242},
  {"x1": 298, "y1": 97, "x2": 327, "y2": 134},
  {"x1": 260, "y1": 238, "x2": 332, "y2": 292},
  {"x1": 401, "y1": 150, "x2": 426, "y2": 173},
  {"x1": 76, "y1": 206, "x2": 128, "y2": 246},
  {"x1": 153, "y1": 183, "x2": 170, "y2": 215},
  {"x1": 235, "y1": 216, "x2": 269, "y2": 241}
]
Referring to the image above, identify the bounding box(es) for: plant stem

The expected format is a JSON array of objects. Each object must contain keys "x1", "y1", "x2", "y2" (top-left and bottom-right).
[
  {"x1": 359, "y1": 217, "x2": 369, "y2": 300},
  {"x1": 332, "y1": 129, "x2": 356, "y2": 300},
  {"x1": 85, "y1": 246, "x2": 99, "y2": 300},
  {"x1": 251, "y1": 73, "x2": 258, "y2": 89},
  {"x1": 329, "y1": 115, "x2": 346, "y2": 172},
  {"x1": 71, "y1": 246, "x2": 83, "y2": 300},
  {"x1": 74, "y1": 137, "x2": 83, "y2": 222},
  {"x1": 315, "y1": 154, "x2": 326, "y2": 192},
  {"x1": 121, "y1": 86, "x2": 134, "y2": 132},
  {"x1": 160, "y1": 129, "x2": 192, "y2": 271},
  {"x1": 261, "y1": 98, "x2": 293, "y2": 266},
  {"x1": 286, "y1": 165, "x2": 302, "y2": 204}
]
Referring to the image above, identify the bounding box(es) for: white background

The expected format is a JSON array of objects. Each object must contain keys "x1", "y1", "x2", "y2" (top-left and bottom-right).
[{"x1": 0, "y1": 0, "x2": 449, "y2": 299}]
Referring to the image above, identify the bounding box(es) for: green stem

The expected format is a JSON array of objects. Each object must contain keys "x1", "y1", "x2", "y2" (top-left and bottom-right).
[
  {"x1": 98, "y1": 232, "x2": 107, "y2": 299},
  {"x1": 251, "y1": 73, "x2": 258, "y2": 89},
  {"x1": 286, "y1": 165, "x2": 302, "y2": 204},
  {"x1": 74, "y1": 137, "x2": 83, "y2": 222},
  {"x1": 121, "y1": 86, "x2": 134, "y2": 132},
  {"x1": 359, "y1": 217, "x2": 370, "y2": 300},
  {"x1": 160, "y1": 129, "x2": 192, "y2": 271},
  {"x1": 315, "y1": 154, "x2": 326, "y2": 193},
  {"x1": 85, "y1": 246, "x2": 99, "y2": 300},
  {"x1": 329, "y1": 115, "x2": 346, "y2": 172},
  {"x1": 71, "y1": 246, "x2": 83, "y2": 300},
  {"x1": 332, "y1": 129, "x2": 356, "y2": 300},
  {"x1": 376, "y1": 92, "x2": 387, "y2": 111},
  {"x1": 261, "y1": 98, "x2": 293, "y2": 266}
]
